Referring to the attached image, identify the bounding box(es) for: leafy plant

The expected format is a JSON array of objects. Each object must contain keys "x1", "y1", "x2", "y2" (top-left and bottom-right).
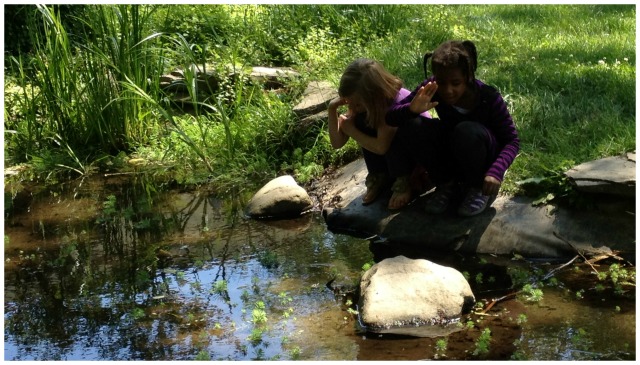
[
  {"x1": 251, "y1": 302, "x2": 268, "y2": 325},
  {"x1": 516, "y1": 160, "x2": 580, "y2": 206},
  {"x1": 434, "y1": 338, "x2": 448, "y2": 359},
  {"x1": 473, "y1": 328, "x2": 492, "y2": 356},
  {"x1": 519, "y1": 283, "x2": 544, "y2": 302},
  {"x1": 516, "y1": 313, "x2": 528, "y2": 325},
  {"x1": 596, "y1": 263, "x2": 636, "y2": 296}
]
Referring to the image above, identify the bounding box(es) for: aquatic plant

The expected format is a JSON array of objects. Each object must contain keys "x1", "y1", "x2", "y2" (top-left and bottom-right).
[
  {"x1": 519, "y1": 284, "x2": 544, "y2": 302},
  {"x1": 434, "y1": 338, "x2": 448, "y2": 359},
  {"x1": 473, "y1": 328, "x2": 492, "y2": 357}
]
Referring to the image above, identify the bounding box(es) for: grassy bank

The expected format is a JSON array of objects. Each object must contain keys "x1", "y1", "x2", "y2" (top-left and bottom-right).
[{"x1": 3, "y1": 4, "x2": 635, "y2": 196}]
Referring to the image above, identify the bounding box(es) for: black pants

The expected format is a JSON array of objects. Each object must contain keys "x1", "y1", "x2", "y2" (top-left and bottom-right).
[
  {"x1": 398, "y1": 119, "x2": 497, "y2": 188},
  {"x1": 355, "y1": 116, "x2": 414, "y2": 179}
]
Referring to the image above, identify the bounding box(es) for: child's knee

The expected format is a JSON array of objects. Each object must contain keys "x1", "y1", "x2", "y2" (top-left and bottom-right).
[{"x1": 453, "y1": 122, "x2": 487, "y2": 147}]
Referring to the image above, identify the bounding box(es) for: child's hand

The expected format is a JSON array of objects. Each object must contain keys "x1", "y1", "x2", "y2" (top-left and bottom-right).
[
  {"x1": 483, "y1": 175, "x2": 501, "y2": 196},
  {"x1": 409, "y1": 82, "x2": 439, "y2": 114},
  {"x1": 338, "y1": 112, "x2": 356, "y2": 136}
]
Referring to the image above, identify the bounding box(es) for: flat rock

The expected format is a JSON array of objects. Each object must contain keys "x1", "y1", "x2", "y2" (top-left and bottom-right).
[
  {"x1": 565, "y1": 152, "x2": 636, "y2": 196},
  {"x1": 320, "y1": 158, "x2": 636, "y2": 261},
  {"x1": 293, "y1": 81, "x2": 338, "y2": 117}
]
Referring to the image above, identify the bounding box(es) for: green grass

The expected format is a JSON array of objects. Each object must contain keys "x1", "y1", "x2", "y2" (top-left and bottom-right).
[{"x1": 3, "y1": 4, "x2": 635, "y2": 196}]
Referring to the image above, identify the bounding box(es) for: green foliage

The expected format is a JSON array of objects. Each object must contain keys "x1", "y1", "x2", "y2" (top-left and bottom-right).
[
  {"x1": 251, "y1": 305, "x2": 268, "y2": 325},
  {"x1": 473, "y1": 328, "x2": 492, "y2": 356},
  {"x1": 434, "y1": 338, "x2": 448, "y2": 359},
  {"x1": 516, "y1": 313, "x2": 528, "y2": 325},
  {"x1": 258, "y1": 251, "x2": 280, "y2": 269},
  {"x1": 361, "y1": 260, "x2": 375, "y2": 273},
  {"x1": 195, "y1": 350, "x2": 211, "y2": 361},
  {"x1": 288, "y1": 346, "x2": 302, "y2": 360},
  {"x1": 130, "y1": 307, "x2": 145, "y2": 320},
  {"x1": 596, "y1": 263, "x2": 636, "y2": 296},
  {"x1": 516, "y1": 160, "x2": 580, "y2": 206},
  {"x1": 520, "y1": 283, "x2": 544, "y2": 302},
  {"x1": 152, "y1": 5, "x2": 233, "y2": 51},
  {"x1": 5, "y1": 5, "x2": 167, "y2": 174}
]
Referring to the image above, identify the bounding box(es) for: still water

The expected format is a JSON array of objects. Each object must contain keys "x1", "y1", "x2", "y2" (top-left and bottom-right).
[{"x1": 3, "y1": 176, "x2": 636, "y2": 360}]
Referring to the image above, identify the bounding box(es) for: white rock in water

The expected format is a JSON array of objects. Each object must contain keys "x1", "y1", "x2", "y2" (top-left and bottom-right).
[{"x1": 245, "y1": 175, "x2": 313, "y2": 219}]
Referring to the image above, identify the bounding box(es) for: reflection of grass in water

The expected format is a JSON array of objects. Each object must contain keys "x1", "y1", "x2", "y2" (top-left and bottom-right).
[{"x1": 258, "y1": 250, "x2": 280, "y2": 269}]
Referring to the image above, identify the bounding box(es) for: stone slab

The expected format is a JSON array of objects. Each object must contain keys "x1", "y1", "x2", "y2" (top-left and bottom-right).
[
  {"x1": 320, "y1": 159, "x2": 636, "y2": 261},
  {"x1": 565, "y1": 154, "x2": 636, "y2": 197}
]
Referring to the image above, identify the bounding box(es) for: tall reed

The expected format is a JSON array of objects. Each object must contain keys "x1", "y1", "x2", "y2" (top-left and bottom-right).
[{"x1": 6, "y1": 5, "x2": 166, "y2": 165}]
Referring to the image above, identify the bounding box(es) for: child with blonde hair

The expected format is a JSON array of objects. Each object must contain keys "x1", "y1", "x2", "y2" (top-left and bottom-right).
[{"x1": 328, "y1": 58, "x2": 429, "y2": 210}]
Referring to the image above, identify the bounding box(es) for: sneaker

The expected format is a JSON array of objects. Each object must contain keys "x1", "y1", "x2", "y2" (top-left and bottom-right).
[
  {"x1": 457, "y1": 188, "x2": 496, "y2": 217},
  {"x1": 424, "y1": 184, "x2": 455, "y2": 214}
]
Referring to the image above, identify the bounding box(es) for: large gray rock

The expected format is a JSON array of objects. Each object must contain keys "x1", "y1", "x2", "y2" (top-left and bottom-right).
[
  {"x1": 246, "y1": 175, "x2": 313, "y2": 219},
  {"x1": 319, "y1": 158, "x2": 636, "y2": 260},
  {"x1": 565, "y1": 152, "x2": 636, "y2": 197},
  {"x1": 160, "y1": 65, "x2": 300, "y2": 102},
  {"x1": 358, "y1": 256, "x2": 475, "y2": 337},
  {"x1": 293, "y1": 81, "x2": 338, "y2": 117}
]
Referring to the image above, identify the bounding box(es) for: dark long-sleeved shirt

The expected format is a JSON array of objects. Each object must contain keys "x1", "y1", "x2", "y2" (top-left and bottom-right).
[{"x1": 387, "y1": 78, "x2": 520, "y2": 182}]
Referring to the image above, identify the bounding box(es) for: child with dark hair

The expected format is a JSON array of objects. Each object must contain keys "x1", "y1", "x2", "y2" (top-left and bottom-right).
[
  {"x1": 388, "y1": 40, "x2": 520, "y2": 216},
  {"x1": 328, "y1": 58, "x2": 430, "y2": 210}
]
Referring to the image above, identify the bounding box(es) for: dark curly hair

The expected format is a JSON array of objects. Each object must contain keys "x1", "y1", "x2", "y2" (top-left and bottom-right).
[{"x1": 423, "y1": 40, "x2": 478, "y2": 85}]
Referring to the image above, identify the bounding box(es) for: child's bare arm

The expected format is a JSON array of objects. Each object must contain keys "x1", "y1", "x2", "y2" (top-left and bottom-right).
[
  {"x1": 340, "y1": 119, "x2": 397, "y2": 155},
  {"x1": 328, "y1": 97, "x2": 350, "y2": 149}
]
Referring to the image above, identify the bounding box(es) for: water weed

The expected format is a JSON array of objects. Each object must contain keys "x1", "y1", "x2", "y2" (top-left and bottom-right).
[
  {"x1": 473, "y1": 328, "x2": 492, "y2": 357},
  {"x1": 434, "y1": 338, "x2": 448, "y2": 359}
]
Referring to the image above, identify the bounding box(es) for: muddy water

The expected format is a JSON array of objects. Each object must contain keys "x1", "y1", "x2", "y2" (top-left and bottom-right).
[{"x1": 3, "y1": 176, "x2": 636, "y2": 360}]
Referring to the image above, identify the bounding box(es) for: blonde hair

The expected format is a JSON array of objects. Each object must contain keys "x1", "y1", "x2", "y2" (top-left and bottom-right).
[{"x1": 338, "y1": 58, "x2": 402, "y2": 129}]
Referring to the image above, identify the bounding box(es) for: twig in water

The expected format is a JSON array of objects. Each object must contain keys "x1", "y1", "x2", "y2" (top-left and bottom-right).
[
  {"x1": 553, "y1": 232, "x2": 599, "y2": 275},
  {"x1": 541, "y1": 255, "x2": 580, "y2": 281},
  {"x1": 477, "y1": 291, "x2": 518, "y2": 315}
]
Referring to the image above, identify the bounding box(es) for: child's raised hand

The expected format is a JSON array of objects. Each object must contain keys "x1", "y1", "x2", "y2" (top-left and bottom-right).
[{"x1": 409, "y1": 81, "x2": 439, "y2": 114}]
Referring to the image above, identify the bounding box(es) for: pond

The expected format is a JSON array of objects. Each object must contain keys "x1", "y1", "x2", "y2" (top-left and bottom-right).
[{"x1": 3, "y1": 175, "x2": 636, "y2": 361}]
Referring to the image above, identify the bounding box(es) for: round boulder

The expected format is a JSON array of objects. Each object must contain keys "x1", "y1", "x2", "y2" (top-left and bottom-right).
[
  {"x1": 358, "y1": 255, "x2": 475, "y2": 337},
  {"x1": 245, "y1": 175, "x2": 313, "y2": 219}
]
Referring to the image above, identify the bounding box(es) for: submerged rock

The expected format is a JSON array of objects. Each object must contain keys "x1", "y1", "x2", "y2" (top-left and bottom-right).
[{"x1": 358, "y1": 256, "x2": 475, "y2": 337}]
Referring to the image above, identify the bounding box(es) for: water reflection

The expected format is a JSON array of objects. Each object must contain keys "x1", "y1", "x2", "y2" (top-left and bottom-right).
[
  {"x1": 3, "y1": 176, "x2": 635, "y2": 360},
  {"x1": 4, "y1": 177, "x2": 369, "y2": 360}
]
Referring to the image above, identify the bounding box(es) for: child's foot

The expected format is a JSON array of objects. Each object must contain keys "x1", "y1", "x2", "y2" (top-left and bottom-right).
[
  {"x1": 388, "y1": 175, "x2": 412, "y2": 210},
  {"x1": 457, "y1": 188, "x2": 496, "y2": 217},
  {"x1": 362, "y1": 173, "x2": 389, "y2": 205},
  {"x1": 424, "y1": 183, "x2": 456, "y2": 214}
]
